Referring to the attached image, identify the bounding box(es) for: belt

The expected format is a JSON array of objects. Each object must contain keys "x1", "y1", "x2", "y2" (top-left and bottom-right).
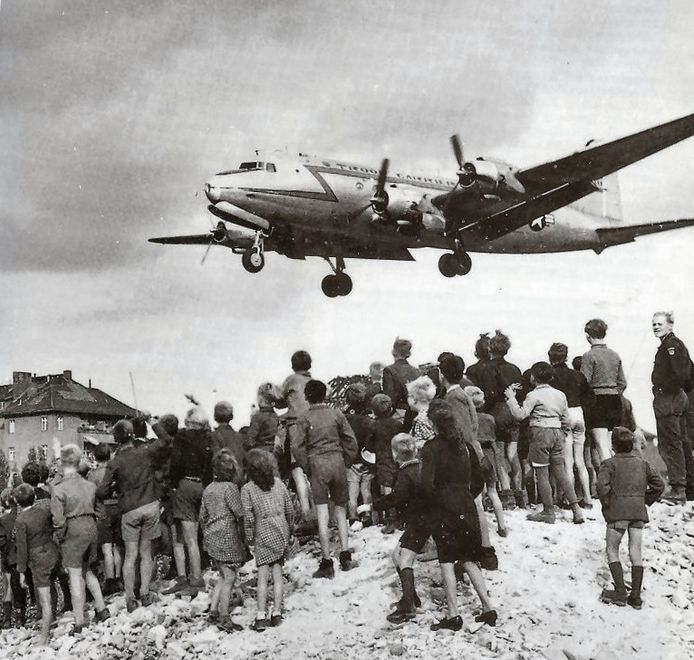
[
  {"x1": 183, "y1": 476, "x2": 202, "y2": 483},
  {"x1": 67, "y1": 513, "x2": 95, "y2": 520},
  {"x1": 653, "y1": 387, "x2": 681, "y2": 396}
]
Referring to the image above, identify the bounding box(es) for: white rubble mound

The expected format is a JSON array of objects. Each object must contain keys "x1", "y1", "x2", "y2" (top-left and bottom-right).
[{"x1": 1, "y1": 502, "x2": 692, "y2": 660}]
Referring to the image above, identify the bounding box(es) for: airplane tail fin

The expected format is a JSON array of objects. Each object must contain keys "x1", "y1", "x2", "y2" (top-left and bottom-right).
[{"x1": 571, "y1": 173, "x2": 623, "y2": 224}]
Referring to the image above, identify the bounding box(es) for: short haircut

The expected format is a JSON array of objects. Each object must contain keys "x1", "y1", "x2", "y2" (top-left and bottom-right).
[
  {"x1": 94, "y1": 443, "x2": 111, "y2": 463},
  {"x1": 391, "y1": 433, "x2": 417, "y2": 462},
  {"x1": 113, "y1": 419, "x2": 134, "y2": 444},
  {"x1": 464, "y1": 385, "x2": 485, "y2": 410},
  {"x1": 653, "y1": 311, "x2": 674, "y2": 324},
  {"x1": 489, "y1": 330, "x2": 511, "y2": 357},
  {"x1": 548, "y1": 342, "x2": 568, "y2": 364},
  {"x1": 213, "y1": 449, "x2": 240, "y2": 483},
  {"x1": 439, "y1": 354, "x2": 465, "y2": 384},
  {"x1": 611, "y1": 426, "x2": 634, "y2": 453},
  {"x1": 13, "y1": 483, "x2": 35, "y2": 508},
  {"x1": 585, "y1": 318, "x2": 607, "y2": 339},
  {"x1": 531, "y1": 362, "x2": 554, "y2": 384},
  {"x1": 437, "y1": 351, "x2": 454, "y2": 364},
  {"x1": 345, "y1": 382, "x2": 367, "y2": 407},
  {"x1": 0, "y1": 487, "x2": 15, "y2": 509},
  {"x1": 291, "y1": 350, "x2": 312, "y2": 372},
  {"x1": 214, "y1": 401, "x2": 234, "y2": 424},
  {"x1": 61, "y1": 444, "x2": 82, "y2": 467},
  {"x1": 371, "y1": 393, "x2": 393, "y2": 418},
  {"x1": 369, "y1": 362, "x2": 385, "y2": 379},
  {"x1": 571, "y1": 356, "x2": 582, "y2": 371},
  {"x1": 131, "y1": 416, "x2": 148, "y2": 439},
  {"x1": 392, "y1": 337, "x2": 413, "y2": 359},
  {"x1": 257, "y1": 383, "x2": 281, "y2": 406},
  {"x1": 407, "y1": 376, "x2": 436, "y2": 408},
  {"x1": 185, "y1": 406, "x2": 209, "y2": 430},
  {"x1": 21, "y1": 462, "x2": 41, "y2": 487},
  {"x1": 158, "y1": 413, "x2": 179, "y2": 437},
  {"x1": 304, "y1": 379, "x2": 327, "y2": 404},
  {"x1": 244, "y1": 449, "x2": 276, "y2": 492},
  {"x1": 474, "y1": 333, "x2": 490, "y2": 360}
]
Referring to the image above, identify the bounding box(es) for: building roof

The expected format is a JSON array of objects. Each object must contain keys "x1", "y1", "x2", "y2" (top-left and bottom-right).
[
  {"x1": 1, "y1": 373, "x2": 137, "y2": 419},
  {"x1": 0, "y1": 384, "x2": 11, "y2": 401}
]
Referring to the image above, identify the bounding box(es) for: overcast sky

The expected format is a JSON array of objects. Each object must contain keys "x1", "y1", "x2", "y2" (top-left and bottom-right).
[{"x1": 2, "y1": 0, "x2": 694, "y2": 429}]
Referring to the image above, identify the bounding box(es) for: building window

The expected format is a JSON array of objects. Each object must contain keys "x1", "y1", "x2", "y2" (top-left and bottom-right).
[
  {"x1": 0, "y1": 401, "x2": 4, "y2": 410},
  {"x1": 41, "y1": 416, "x2": 48, "y2": 431},
  {"x1": 8, "y1": 420, "x2": 15, "y2": 434},
  {"x1": 41, "y1": 445, "x2": 48, "y2": 460},
  {"x1": 8, "y1": 447, "x2": 15, "y2": 462},
  {"x1": 57, "y1": 416, "x2": 64, "y2": 431}
]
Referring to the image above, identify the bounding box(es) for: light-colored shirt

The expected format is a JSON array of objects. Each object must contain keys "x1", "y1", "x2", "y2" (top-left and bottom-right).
[
  {"x1": 507, "y1": 384, "x2": 570, "y2": 430},
  {"x1": 581, "y1": 344, "x2": 627, "y2": 395}
]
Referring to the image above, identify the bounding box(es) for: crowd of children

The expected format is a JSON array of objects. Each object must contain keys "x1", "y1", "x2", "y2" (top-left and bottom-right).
[{"x1": 0, "y1": 323, "x2": 678, "y2": 644}]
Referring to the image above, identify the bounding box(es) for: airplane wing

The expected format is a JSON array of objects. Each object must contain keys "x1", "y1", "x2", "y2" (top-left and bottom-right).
[
  {"x1": 149, "y1": 234, "x2": 212, "y2": 245},
  {"x1": 595, "y1": 218, "x2": 694, "y2": 248},
  {"x1": 457, "y1": 112, "x2": 694, "y2": 240}
]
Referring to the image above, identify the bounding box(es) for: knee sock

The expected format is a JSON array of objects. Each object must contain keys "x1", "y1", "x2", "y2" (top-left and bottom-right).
[
  {"x1": 400, "y1": 568, "x2": 416, "y2": 609},
  {"x1": 608, "y1": 561, "x2": 626, "y2": 594},
  {"x1": 631, "y1": 565, "x2": 644, "y2": 597}
]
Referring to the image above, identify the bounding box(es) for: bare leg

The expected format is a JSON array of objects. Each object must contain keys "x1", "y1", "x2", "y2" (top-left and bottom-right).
[
  {"x1": 573, "y1": 442, "x2": 591, "y2": 503},
  {"x1": 85, "y1": 569, "x2": 105, "y2": 611},
  {"x1": 122, "y1": 541, "x2": 139, "y2": 600},
  {"x1": 256, "y1": 565, "x2": 269, "y2": 617},
  {"x1": 584, "y1": 443, "x2": 597, "y2": 496},
  {"x1": 102, "y1": 543, "x2": 115, "y2": 580},
  {"x1": 334, "y1": 505, "x2": 350, "y2": 552},
  {"x1": 627, "y1": 527, "x2": 643, "y2": 566},
  {"x1": 606, "y1": 527, "x2": 625, "y2": 564},
  {"x1": 347, "y1": 476, "x2": 359, "y2": 520},
  {"x1": 463, "y1": 562, "x2": 494, "y2": 612},
  {"x1": 550, "y1": 461, "x2": 578, "y2": 505},
  {"x1": 564, "y1": 435, "x2": 576, "y2": 494},
  {"x1": 271, "y1": 563, "x2": 283, "y2": 614},
  {"x1": 535, "y1": 466, "x2": 553, "y2": 512},
  {"x1": 113, "y1": 545, "x2": 122, "y2": 579},
  {"x1": 592, "y1": 428, "x2": 611, "y2": 463},
  {"x1": 439, "y1": 563, "x2": 459, "y2": 619},
  {"x1": 138, "y1": 538, "x2": 154, "y2": 596},
  {"x1": 475, "y1": 495, "x2": 491, "y2": 547},
  {"x1": 210, "y1": 573, "x2": 222, "y2": 613},
  {"x1": 291, "y1": 466, "x2": 312, "y2": 519},
  {"x1": 170, "y1": 523, "x2": 186, "y2": 577},
  {"x1": 218, "y1": 565, "x2": 235, "y2": 616},
  {"x1": 315, "y1": 504, "x2": 331, "y2": 559},
  {"x1": 67, "y1": 567, "x2": 85, "y2": 626},
  {"x1": 180, "y1": 522, "x2": 201, "y2": 581},
  {"x1": 506, "y1": 442, "x2": 522, "y2": 492},
  {"x1": 494, "y1": 442, "x2": 511, "y2": 491},
  {"x1": 486, "y1": 485, "x2": 506, "y2": 533},
  {"x1": 37, "y1": 586, "x2": 52, "y2": 645}
]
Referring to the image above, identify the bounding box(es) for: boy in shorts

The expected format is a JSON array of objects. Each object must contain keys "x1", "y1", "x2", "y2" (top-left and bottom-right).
[
  {"x1": 14, "y1": 483, "x2": 59, "y2": 644},
  {"x1": 293, "y1": 379, "x2": 358, "y2": 578},
  {"x1": 375, "y1": 434, "x2": 428, "y2": 624},
  {"x1": 597, "y1": 427, "x2": 664, "y2": 608},
  {"x1": 505, "y1": 362, "x2": 585, "y2": 525}
]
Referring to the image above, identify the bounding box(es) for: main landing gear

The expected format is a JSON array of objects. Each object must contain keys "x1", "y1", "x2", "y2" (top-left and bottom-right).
[
  {"x1": 438, "y1": 250, "x2": 472, "y2": 278},
  {"x1": 321, "y1": 256, "x2": 353, "y2": 297},
  {"x1": 241, "y1": 231, "x2": 265, "y2": 273}
]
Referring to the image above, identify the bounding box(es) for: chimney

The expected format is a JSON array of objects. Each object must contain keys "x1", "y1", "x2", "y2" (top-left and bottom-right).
[
  {"x1": 88, "y1": 378, "x2": 92, "y2": 388},
  {"x1": 12, "y1": 371, "x2": 32, "y2": 400},
  {"x1": 63, "y1": 370, "x2": 72, "y2": 382}
]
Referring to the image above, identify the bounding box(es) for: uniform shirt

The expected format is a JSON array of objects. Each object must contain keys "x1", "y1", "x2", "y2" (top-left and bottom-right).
[
  {"x1": 51, "y1": 472, "x2": 97, "y2": 541},
  {"x1": 15, "y1": 500, "x2": 54, "y2": 573},
  {"x1": 552, "y1": 362, "x2": 594, "y2": 408},
  {"x1": 383, "y1": 359, "x2": 421, "y2": 410},
  {"x1": 581, "y1": 344, "x2": 627, "y2": 395},
  {"x1": 279, "y1": 370, "x2": 311, "y2": 419},
  {"x1": 652, "y1": 332, "x2": 692, "y2": 394},
  {"x1": 507, "y1": 384, "x2": 570, "y2": 430},
  {"x1": 293, "y1": 403, "x2": 358, "y2": 468}
]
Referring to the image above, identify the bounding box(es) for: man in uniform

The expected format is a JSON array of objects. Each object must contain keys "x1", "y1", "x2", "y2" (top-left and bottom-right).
[{"x1": 651, "y1": 311, "x2": 694, "y2": 503}]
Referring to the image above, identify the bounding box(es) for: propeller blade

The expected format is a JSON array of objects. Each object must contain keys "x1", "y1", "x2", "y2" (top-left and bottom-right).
[
  {"x1": 200, "y1": 240, "x2": 213, "y2": 266},
  {"x1": 375, "y1": 158, "x2": 389, "y2": 196},
  {"x1": 450, "y1": 134, "x2": 464, "y2": 169}
]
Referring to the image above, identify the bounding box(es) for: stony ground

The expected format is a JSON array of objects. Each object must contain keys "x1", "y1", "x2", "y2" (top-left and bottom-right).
[{"x1": 1, "y1": 500, "x2": 693, "y2": 660}]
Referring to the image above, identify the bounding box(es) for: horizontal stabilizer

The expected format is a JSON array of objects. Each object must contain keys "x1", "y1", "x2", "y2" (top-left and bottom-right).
[{"x1": 596, "y1": 218, "x2": 694, "y2": 248}]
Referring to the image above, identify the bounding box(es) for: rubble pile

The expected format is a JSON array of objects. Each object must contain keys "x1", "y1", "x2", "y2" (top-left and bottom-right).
[{"x1": 1, "y1": 502, "x2": 692, "y2": 659}]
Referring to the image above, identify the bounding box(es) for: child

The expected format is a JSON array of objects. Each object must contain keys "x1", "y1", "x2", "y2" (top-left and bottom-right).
[
  {"x1": 374, "y1": 434, "x2": 428, "y2": 624},
  {"x1": 211, "y1": 401, "x2": 246, "y2": 473},
  {"x1": 465, "y1": 386, "x2": 507, "y2": 537},
  {"x1": 505, "y1": 362, "x2": 585, "y2": 525},
  {"x1": 597, "y1": 427, "x2": 664, "y2": 608},
  {"x1": 51, "y1": 444, "x2": 110, "y2": 633},
  {"x1": 370, "y1": 393, "x2": 403, "y2": 534},
  {"x1": 246, "y1": 383, "x2": 282, "y2": 453},
  {"x1": 87, "y1": 443, "x2": 122, "y2": 596},
  {"x1": 199, "y1": 449, "x2": 246, "y2": 632},
  {"x1": 0, "y1": 488, "x2": 26, "y2": 629},
  {"x1": 241, "y1": 450, "x2": 293, "y2": 631},
  {"x1": 406, "y1": 376, "x2": 437, "y2": 451},
  {"x1": 293, "y1": 380, "x2": 358, "y2": 578},
  {"x1": 343, "y1": 383, "x2": 376, "y2": 527},
  {"x1": 14, "y1": 483, "x2": 60, "y2": 645},
  {"x1": 20, "y1": 463, "x2": 51, "y2": 501}
]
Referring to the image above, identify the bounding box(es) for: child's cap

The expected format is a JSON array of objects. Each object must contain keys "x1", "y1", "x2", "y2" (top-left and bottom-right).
[
  {"x1": 345, "y1": 382, "x2": 367, "y2": 406},
  {"x1": 371, "y1": 393, "x2": 392, "y2": 417},
  {"x1": 213, "y1": 402, "x2": 234, "y2": 424},
  {"x1": 185, "y1": 406, "x2": 209, "y2": 430},
  {"x1": 464, "y1": 385, "x2": 485, "y2": 409},
  {"x1": 13, "y1": 483, "x2": 35, "y2": 507},
  {"x1": 360, "y1": 448, "x2": 376, "y2": 464}
]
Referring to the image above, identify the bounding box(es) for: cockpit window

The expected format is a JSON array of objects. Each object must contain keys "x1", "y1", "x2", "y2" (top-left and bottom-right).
[
  {"x1": 215, "y1": 161, "x2": 276, "y2": 175},
  {"x1": 266, "y1": 163, "x2": 276, "y2": 172},
  {"x1": 239, "y1": 161, "x2": 261, "y2": 170}
]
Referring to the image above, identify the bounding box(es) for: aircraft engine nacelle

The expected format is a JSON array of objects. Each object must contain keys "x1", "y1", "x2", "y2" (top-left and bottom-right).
[
  {"x1": 470, "y1": 159, "x2": 502, "y2": 193},
  {"x1": 383, "y1": 187, "x2": 423, "y2": 223}
]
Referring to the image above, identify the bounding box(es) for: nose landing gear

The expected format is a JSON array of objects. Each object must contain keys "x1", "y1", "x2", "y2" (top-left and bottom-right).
[
  {"x1": 438, "y1": 250, "x2": 472, "y2": 278},
  {"x1": 321, "y1": 256, "x2": 353, "y2": 297},
  {"x1": 241, "y1": 231, "x2": 266, "y2": 273}
]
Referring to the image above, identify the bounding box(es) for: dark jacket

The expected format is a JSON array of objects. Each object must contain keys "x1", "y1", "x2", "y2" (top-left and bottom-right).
[
  {"x1": 246, "y1": 407, "x2": 279, "y2": 453},
  {"x1": 552, "y1": 362, "x2": 594, "y2": 408},
  {"x1": 293, "y1": 404, "x2": 358, "y2": 470},
  {"x1": 597, "y1": 452, "x2": 664, "y2": 523},
  {"x1": 169, "y1": 428, "x2": 214, "y2": 487},
  {"x1": 420, "y1": 435, "x2": 479, "y2": 533},
  {"x1": 0, "y1": 509, "x2": 18, "y2": 567},
  {"x1": 652, "y1": 332, "x2": 692, "y2": 394},
  {"x1": 373, "y1": 460, "x2": 427, "y2": 528},
  {"x1": 383, "y1": 359, "x2": 420, "y2": 411},
  {"x1": 484, "y1": 358, "x2": 523, "y2": 412},
  {"x1": 97, "y1": 436, "x2": 171, "y2": 514},
  {"x1": 344, "y1": 408, "x2": 376, "y2": 469},
  {"x1": 15, "y1": 501, "x2": 56, "y2": 573},
  {"x1": 369, "y1": 416, "x2": 403, "y2": 485},
  {"x1": 211, "y1": 425, "x2": 246, "y2": 472}
]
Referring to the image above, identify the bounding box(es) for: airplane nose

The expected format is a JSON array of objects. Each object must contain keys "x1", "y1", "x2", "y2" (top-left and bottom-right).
[{"x1": 205, "y1": 181, "x2": 220, "y2": 203}]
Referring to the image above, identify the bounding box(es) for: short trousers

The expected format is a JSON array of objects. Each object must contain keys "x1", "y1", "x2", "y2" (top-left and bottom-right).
[
  {"x1": 121, "y1": 500, "x2": 161, "y2": 543},
  {"x1": 347, "y1": 464, "x2": 374, "y2": 486},
  {"x1": 28, "y1": 542, "x2": 60, "y2": 588},
  {"x1": 376, "y1": 461, "x2": 397, "y2": 489},
  {"x1": 173, "y1": 478, "x2": 204, "y2": 521},
  {"x1": 431, "y1": 513, "x2": 482, "y2": 564},
  {"x1": 528, "y1": 427, "x2": 565, "y2": 468},
  {"x1": 607, "y1": 520, "x2": 645, "y2": 530},
  {"x1": 566, "y1": 407, "x2": 586, "y2": 445},
  {"x1": 481, "y1": 444, "x2": 497, "y2": 486},
  {"x1": 97, "y1": 504, "x2": 121, "y2": 546},
  {"x1": 308, "y1": 453, "x2": 349, "y2": 506},
  {"x1": 61, "y1": 516, "x2": 98, "y2": 569},
  {"x1": 585, "y1": 394, "x2": 622, "y2": 431},
  {"x1": 491, "y1": 402, "x2": 520, "y2": 444},
  {"x1": 399, "y1": 520, "x2": 432, "y2": 554}
]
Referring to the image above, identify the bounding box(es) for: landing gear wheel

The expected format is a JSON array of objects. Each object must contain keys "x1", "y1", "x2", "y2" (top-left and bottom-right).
[
  {"x1": 242, "y1": 248, "x2": 264, "y2": 273},
  {"x1": 438, "y1": 253, "x2": 458, "y2": 278},
  {"x1": 454, "y1": 251, "x2": 472, "y2": 276},
  {"x1": 335, "y1": 273, "x2": 353, "y2": 296},
  {"x1": 321, "y1": 274, "x2": 341, "y2": 298}
]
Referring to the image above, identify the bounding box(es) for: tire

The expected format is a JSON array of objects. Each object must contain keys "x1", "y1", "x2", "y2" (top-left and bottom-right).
[
  {"x1": 335, "y1": 273, "x2": 353, "y2": 296},
  {"x1": 321, "y1": 275, "x2": 340, "y2": 297},
  {"x1": 455, "y1": 252, "x2": 472, "y2": 276},
  {"x1": 438, "y1": 253, "x2": 458, "y2": 278},
  {"x1": 241, "y1": 249, "x2": 264, "y2": 273}
]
